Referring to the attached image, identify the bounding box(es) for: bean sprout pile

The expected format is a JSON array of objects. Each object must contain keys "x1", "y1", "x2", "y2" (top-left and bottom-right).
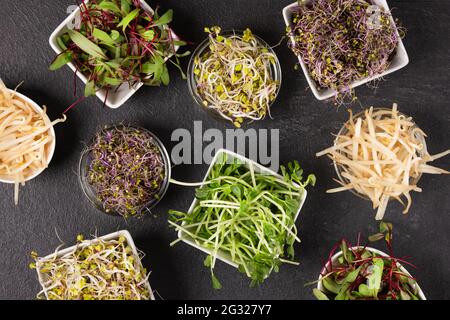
[
  {"x1": 288, "y1": 0, "x2": 401, "y2": 100},
  {"x1": 316, "y1": 104, "x2": 450, "y2": 220},
  {"x1": 193, "y1": 27, "x2": 280, "y2": 127},
  {"x1": 32, "y1": 235, "x2": 151, "y2": 300},
  {"x1": 85, "y1": 126, "x2": 166, "y2": 217},
  {"x1": 0, "y1": 80, "x2": 66, "y2": 204}
]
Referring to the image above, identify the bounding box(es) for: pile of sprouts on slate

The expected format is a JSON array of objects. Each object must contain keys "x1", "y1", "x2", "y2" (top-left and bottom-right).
[
  {"x1": 312, "y1": 222, "x2": 423, "y2": 300},
  {"x1": 84, "y1": 125, "x2": 166, "y2": 217},
  {"x1": 287, "y1": 0, "x2": 402, "y2": 102},
  {"x1": 50, "y1": 0, "x2": 188, "y2": 101},
  {"x1": 193, "y1": 27, "x2": 280, "y2": 127},
  {"x1": 31, "y1": 234, "x2": 151, "y2": 300},
  {"x1": 169, "y1": 153, "x2": 315, "y2": 288}
]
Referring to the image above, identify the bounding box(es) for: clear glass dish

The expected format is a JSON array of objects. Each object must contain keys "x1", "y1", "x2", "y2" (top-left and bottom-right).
[
  {"x1": 333, "y1": 108, "x2": 427, "y2": 201},
  {"x1": 187, "y1": 30, "x2": 282, "y2": 125},
  {"x1": 78, "y1": 124, "x2": 171, "y2": 217}
]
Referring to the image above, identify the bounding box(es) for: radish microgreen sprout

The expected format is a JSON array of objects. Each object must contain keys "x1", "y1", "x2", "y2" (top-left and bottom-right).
[
  {"x1": 169, "y1": 154, "x2": 315, "y2": 288},
  {"x1": 83, "y1": 125, "x2": 167, "y2": 217},
  {"x1": 193, "y1": 27, "x2": 280, "y2": 127},
  {"x1": 32, "y1": 234, "x2": 151, "y2": 300},
  {"x1": 287, "y1": 0, "x2": 403, "y2": 103}
]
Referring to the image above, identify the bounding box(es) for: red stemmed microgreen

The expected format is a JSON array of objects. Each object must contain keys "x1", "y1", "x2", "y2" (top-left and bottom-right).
[
  {"x1": 50, "y1": 0, "x2": 190, "y2": 107},
  {"x1": 311, "y1": 222, "x2": 422, "y2": 300}
]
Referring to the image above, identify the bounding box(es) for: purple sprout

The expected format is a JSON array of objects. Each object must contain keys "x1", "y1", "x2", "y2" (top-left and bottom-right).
[
  {"x1": 86, "y1": 126, "x2": 166, "y2": 217},
  {"x1": 287, "y1": 0, "x2": 403, "y2": 102}
]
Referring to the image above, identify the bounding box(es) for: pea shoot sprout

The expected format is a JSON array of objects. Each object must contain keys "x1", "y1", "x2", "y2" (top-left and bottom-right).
[
  {"x1": 192, "y1": 27, "x2": 280, "y2": 127},
  {"x1": 169, "y1": 153, "x2": 316, "y2": 288},
  {"x1": 32, "y1": 234, "x2": 151, "y2": 300}
]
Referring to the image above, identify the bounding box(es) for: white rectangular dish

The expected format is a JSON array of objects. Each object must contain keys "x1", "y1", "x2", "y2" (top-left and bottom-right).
[
  {"x1": 35, "y1": 230, "x2": 155, "y2": 300},
  {"x1": 282, "y1": 0, "x2": 409, "y2": 100},
  {"x1": 49, "y1": 0, "x2": 179, "y2": 108},
  {"x1": 177, "y1": 148, "x2": 308, "y2": 268}
]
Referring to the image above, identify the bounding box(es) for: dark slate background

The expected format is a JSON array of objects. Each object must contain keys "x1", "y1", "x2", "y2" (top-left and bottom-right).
[{"x1": 0, "y1": 0, "x2": 449, "y2": 300}]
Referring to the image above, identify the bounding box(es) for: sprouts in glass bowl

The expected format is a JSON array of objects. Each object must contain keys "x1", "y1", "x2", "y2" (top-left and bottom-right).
[
  {"x1": 187, "y1": 27, "x2": 282, "y2": 127},
  {"x1": 79, "y1": 125, "x2": 171, "y2": 217}
]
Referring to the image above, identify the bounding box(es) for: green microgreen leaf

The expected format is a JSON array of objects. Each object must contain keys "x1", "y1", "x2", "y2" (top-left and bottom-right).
[
  {"x1": 117, "y1": 8, "x2": 140, "y2": 32},
  {"x1": 93, "y1": 28, "x2": 115, "y2": 46},
  {"x1": 151, "y1": 9, "x2": 173, "y2": 27},
  {"x1": 49, "y1": 51, "x2": 73, "y2": 70},
  {"x1": 68, "y1": 30, "x2": 107, "y2": 60}
]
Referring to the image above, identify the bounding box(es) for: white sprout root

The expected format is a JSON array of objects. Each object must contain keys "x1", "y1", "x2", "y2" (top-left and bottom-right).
[
  {"x1": 32, "y1": 235, "x2": 151, "y2": 300},
  {"x1": 0, "y1": 80, "x2": 67, "y2": 205},
  {"x1": 316, "y1": 103, "x2": 450, "y2": 220}
]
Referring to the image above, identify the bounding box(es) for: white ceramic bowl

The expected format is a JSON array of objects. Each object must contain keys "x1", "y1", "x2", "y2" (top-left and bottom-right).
[
  {"x1": 49, "y1": 0, "x2": 180, "y2": 109},
  {"x1": 35, "y1": 230, "x2": 155, "y2": 300},
  {"x1": 317, "y1": 246, "x2": 426, "y2": 300},
  {"x1": 282, "y1": 0, "x2": 409, "y2": 100},
  {"x1": 177, "y1": 148, "x2": 308, "y2": 269},
  {"x1": 0, "y1": 90, "x2": 56, "y2": 184}
]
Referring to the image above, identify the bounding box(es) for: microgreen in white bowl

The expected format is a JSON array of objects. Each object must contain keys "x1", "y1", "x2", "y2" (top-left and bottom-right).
[
  {"x1": 169, "y1": 149, "x2": 315, "y2": 289},
  {"x1": 32, "y1": 230, "x2": 154, "y2": 300}
]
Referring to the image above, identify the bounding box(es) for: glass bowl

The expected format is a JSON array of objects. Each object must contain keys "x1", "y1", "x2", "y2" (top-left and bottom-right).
[
  {"x1": 78, "y1": 124, "x2": 171, "y2": 217},
  {"x1": 187, "y1": 30, "x2": 282, "y2": 125},
  {"x1": 333, "y1": 108, "x2": 427, "y2": 201}
]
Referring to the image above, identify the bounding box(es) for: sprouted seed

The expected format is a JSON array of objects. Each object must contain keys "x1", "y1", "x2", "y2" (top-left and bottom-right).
[
  {"x1": 32, "y1": 235, "x2": 151, "y2": 300},
  {"x1": 193, "y1": 27, "x2": 280, "y2": 127},
  {"x1": 0, "y1": 80, "x2": 66, "y2": 205},
  {"x1": 85, "y1": 126, "x2": 166, "y2": 217},
  {"x1": 316, "y1": 104, "x2": 450, "y2": 220},
  {"x1": 287, "y1": 0, "x2": 402, "y2": 102},
  {"x1": 169, "y1": 153, "x2": 315, "y2": 288}
]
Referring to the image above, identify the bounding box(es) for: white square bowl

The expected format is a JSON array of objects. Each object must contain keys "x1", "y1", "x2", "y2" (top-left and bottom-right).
[
  {"x1": 282, "y1": 0, "x2": 409, "y2": 100},
  {"x1": 35, "y1": 230, "x2": 155, "y2": 300},
  {"x1": 49, "y1": 0, "x2": 180, "y2": 109},
  {"x1": 177, "y1": 148, "x2": 308, "y2": 269},
  {"x1": 317, "y1": 246, "x2": 426, "y2": 300}
]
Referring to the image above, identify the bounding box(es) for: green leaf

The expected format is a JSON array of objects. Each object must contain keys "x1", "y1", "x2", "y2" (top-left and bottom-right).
[
  {"x1": 151, "y1": 9, "x2": 173, "y2": 27},
  {"x1": 49, "y1": 51, "x2": 73, "y2": 71},
  {"x1": 366, "y1": 258, "x2": 384, "y2": 298},
  {"x1": 335, "y1": 283, "x2": 350, "y2": 300},
  {"x1": 110, "y1": 30, "x2": 121, "y2": 41},
  {"x1": 322, "y1": 276, "x2": 340, "y2": 294},
  {"x1": 211, "y1": 273, "x2": 222, "y2": 290},
  {"x1": 93, "y1": 28, "x2": 115, "y2": 46},
  {"x1": 161, "y1": 64, "x2": 170, "y2": 85},
  {"x1": 68, "y1": 30, "x2": 107, "y2": 60},
  {"x1": 84, "y1": 80, "x2": 96, "y2": 97},
  {"x1": 313, "y1": 288, "x2": 329, "y2": 300},
  {"x1": 140, "y1": 30, "x2": 155, "y2": 41},
  {"x1": 103, "y1": 77, "x2": 123, "y2": 86},
  {"x1": 358, "y1": 283, "x2": 373, "y2": 297},
  {"x1": 117, "y1": 8, "x2": 140, "y2": 32},
  {"x1": 368, "y1": 232, "x2": 385, "y2": 242},
  {"x1": 121, "y1": 0, "x2": 131, "y2": 15},
  {"x1": 56, "y1": 36, "x2": 67, "y2": 50},
  {"x1": 97, "y1": 1, "x2": 121, "y2": 14},
  {"x1": 344, "y1": 266, "x2": 362, "y2": 283},
  {"x1": 204, "y1": 255, "x2": 212, "y2": 268}
]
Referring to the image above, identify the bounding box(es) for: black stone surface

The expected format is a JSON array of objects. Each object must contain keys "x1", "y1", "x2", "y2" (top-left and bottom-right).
[{"x1": 0, "y1": 0, "x2": 449, "y2": 300}]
